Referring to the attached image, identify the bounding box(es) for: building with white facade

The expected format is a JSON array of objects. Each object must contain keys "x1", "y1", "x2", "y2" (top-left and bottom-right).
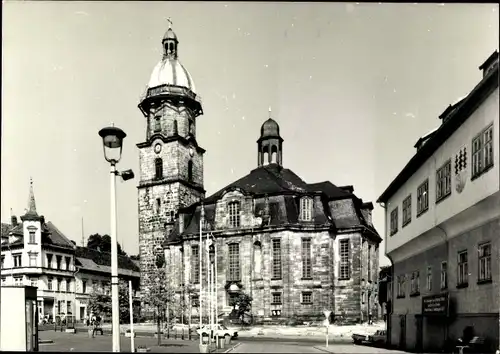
[
  {"x1": 377, "y1": 50, "x2": 499, "y2": 353},
  {"x1": 1, "y1": 180, "x2": 141, "y2": 323}
]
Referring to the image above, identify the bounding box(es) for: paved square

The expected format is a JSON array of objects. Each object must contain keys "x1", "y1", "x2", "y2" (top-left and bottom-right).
[{"x1": 38, "y1": 331, "x2": 201, "y2": 352}]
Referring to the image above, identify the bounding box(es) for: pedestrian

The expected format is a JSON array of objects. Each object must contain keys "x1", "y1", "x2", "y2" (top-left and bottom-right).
[{"x1": 368, "y1": 311, "x2": 373, "y2": 325}]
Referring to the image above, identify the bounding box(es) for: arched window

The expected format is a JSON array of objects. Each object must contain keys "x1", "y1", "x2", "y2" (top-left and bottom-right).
[
  {"x1": 299, "y1": 197, "x2": 313, "y2": 221},
  {"x1": 154, "y1": 116, "x2": 161, "y2": 132},
  {"x1": 155, "y1": 158, "x2": 163, "y2": 180},
  {"x1": 187, "y1": 160, "x2": 193, "y2": 182},
  {"x1": 173, "y1": 120, "x2": 178, "y2": 135},
  {"x1": 228, "y1": 201, "x2": 241, "y2": 228},
  {"x1": 271, "y1": 145, "x2": 278, "y2": 163}
]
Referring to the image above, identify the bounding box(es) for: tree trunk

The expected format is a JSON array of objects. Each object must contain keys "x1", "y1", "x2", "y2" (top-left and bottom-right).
[{"x1": 157, "y1": 306, "x2": 161, "y2": 346}]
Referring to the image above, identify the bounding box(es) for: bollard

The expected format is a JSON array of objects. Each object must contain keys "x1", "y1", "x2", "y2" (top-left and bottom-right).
[
  {"x1": 182, "y1": 328, "x2": 184, "y2": 340},
  {"x1": 167, "y1": 328, "x2": 170, "y2": 339}
]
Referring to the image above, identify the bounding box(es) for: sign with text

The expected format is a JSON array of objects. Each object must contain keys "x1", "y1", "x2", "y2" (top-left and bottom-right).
[{"x1": 422, "y1": 293, "x2": 449, "y2": 316}]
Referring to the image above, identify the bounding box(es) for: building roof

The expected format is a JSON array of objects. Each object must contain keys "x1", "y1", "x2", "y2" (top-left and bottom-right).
[
  {"x1": 167, "y1": 163, "x2": 380, "y2": 245},
  {"x1": 377, "y1": 51, "x2": 499, "y2": 204},
  {"x1": 1, "y1": 220, "x2": 75, "y2": 250},
  {"x1": 75, "y1": 247, "x2": 141, "y2": 275}
]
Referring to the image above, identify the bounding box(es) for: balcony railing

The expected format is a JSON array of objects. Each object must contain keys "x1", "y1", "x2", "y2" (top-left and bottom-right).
[{"x1": 139, "y1": 84, "x2": 202, "y2": 105}]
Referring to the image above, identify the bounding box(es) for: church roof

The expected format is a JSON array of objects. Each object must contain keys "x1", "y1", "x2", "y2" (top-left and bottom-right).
[
  {"x1": 166, "y1": 164, "x2": 379, "y2": 245},
  {"x1": 203, "y1": 164, "x2": 351, "y2": 203}
]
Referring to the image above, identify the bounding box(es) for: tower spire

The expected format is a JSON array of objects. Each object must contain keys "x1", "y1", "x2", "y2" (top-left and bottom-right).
[
  {"x1": 21, "y1": 177, "x2": 41, "y2": 222},
  {"x1": 268, "y1": 106, "x2": 272, "y2": 118},
  {"x1": 27, "y1": 177, "x2": 38, "y2": 216},
  {"x1": 167, "y1": 17, "x2": 173, "y2": 29}
]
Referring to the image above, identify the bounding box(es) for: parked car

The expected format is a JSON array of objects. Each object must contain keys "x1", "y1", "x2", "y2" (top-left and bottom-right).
[
  {"x1": 368, "y1": 330, "x2": 387, "y2": 345},
  {"x1": 168, "y1": 323, "x2": 198, "y2": 332},
  {"x1": 352, "y1": 333, "x2": 369, "y2": 344},
  {"x1": 197, "y1": 324, "x2": 238, "y2": 339}
]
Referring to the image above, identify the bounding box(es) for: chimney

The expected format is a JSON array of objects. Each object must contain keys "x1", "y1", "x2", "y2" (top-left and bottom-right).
[
  {"x1": 11, "y1": 215, "x2": 17, "y2": 226},
  {"x1": 479, "y1": 50, "x2": 499, "y2": 78}
]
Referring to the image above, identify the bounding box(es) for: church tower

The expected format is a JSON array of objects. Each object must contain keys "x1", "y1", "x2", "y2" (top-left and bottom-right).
[{"x1": 137, "y1": 21, "x2": 205, "y2": 287}]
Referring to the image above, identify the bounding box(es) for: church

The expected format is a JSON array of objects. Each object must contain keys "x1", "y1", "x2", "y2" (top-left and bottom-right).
[{"x1": 136, "y1": 23, "x2": 381, "y2": 323}]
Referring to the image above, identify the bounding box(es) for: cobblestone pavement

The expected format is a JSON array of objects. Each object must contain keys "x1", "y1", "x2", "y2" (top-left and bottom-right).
[
  {"x1": 231, "y1": 341, "x2": 324, "y2": 353},
  {"x1": 38, "y1": 331, "x2": 200, "y2": 352}
]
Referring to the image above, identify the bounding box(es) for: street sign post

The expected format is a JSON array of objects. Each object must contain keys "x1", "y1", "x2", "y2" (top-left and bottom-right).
[{"x1": 323, "y1": 310, "x2": 332, "y2": 347}]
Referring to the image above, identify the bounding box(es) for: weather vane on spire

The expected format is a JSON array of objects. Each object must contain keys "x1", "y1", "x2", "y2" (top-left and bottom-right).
[
  {"x1": 268, "y1": 106, "x2": 272, "y2": 118},
  {"x1": 167, "y1": 17, "x2": 173, "y2": 29}
]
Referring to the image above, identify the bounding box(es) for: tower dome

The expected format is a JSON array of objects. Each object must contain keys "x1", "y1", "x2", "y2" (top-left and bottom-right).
[
  {"x1": 260, "y1": 118, "x2": 280, "y2": 138},
  {"x1": 147, "y1": 24, "x2": 196, "y2": 93},
  {"x1": 138, "y1": 19, "x2": 202, "y2": 118}
]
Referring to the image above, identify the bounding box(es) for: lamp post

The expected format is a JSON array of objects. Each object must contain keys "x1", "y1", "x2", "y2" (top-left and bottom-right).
[
  {"x1": 209, "y1": 244, "x2": 215, "y2": 338},
  {"x1": 98, "y1": 126, "x2": 134, "y2": 352}
]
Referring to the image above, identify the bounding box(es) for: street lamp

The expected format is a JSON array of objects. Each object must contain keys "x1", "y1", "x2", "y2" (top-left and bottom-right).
[
  {"x1": 209, "y1": 243, "x2": 215, "y2": 343},
  {"x1": 98, "y1": 126, "x2": 135, "y2": 352}
]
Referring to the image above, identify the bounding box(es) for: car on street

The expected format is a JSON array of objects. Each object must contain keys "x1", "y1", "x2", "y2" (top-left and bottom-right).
[
  {"x1": 368, "y1": 330, "x2": 387, "y2": 345},
  {"x1": 197, "y1": 324, "x2": 238, "y2": 339},
  {"x1": 168, "y1": 323, "x2": 199, "y2": 333},
  {"x1": 352, "y1": 333, "x2": 369, "y2": 344}
]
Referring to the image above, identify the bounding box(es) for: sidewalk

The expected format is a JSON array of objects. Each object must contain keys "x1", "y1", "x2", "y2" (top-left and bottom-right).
[{"x1": 314, "y1": 344, "x2": 407, "y2": 354}]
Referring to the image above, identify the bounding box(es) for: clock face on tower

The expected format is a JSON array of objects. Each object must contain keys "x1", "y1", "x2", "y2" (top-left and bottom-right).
[{"x1": 154, "y1": 144, "x2": 162, "y2": 154}]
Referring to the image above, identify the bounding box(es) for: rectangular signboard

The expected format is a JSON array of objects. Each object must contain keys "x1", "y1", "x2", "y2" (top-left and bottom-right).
[{"x1": 422, "y1": 293, "x2": 449, "y2": 316}]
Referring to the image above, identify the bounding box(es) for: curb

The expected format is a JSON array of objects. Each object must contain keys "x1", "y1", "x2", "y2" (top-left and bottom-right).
[
  {"x1": 39, "y1": 340, "x2": 54, "y2": 344},
  {"x1": 223, "y1": 342, "x2": 242, "y2": 353}
]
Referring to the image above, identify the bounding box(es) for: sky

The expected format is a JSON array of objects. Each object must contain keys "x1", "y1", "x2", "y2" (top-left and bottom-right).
[{"x1": 2, "y1": 2, "x2": 499, "y2": 267}]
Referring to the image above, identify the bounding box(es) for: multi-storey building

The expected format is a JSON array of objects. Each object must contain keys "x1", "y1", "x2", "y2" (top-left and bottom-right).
[
  {"x1": 377, "y1": 50, "x2": 499, "y2": 353},
  {"x1": 136, "y1": 24, "x2": 382, "y2": 323},
  {"x1": 1, "y1": 180, "x2": 141, "y2": 323}
]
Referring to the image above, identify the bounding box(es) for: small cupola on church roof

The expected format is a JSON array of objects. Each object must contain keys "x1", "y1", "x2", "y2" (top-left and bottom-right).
[
  {"x1": 21, "y1": 177, "x2": 41, "y2": 221},
  {"x1": 162, "y1": 19, "x2": 179, "y2": 59},
  {"x1": 257, "y1": 107, "x2": 284, "y2": 167}
]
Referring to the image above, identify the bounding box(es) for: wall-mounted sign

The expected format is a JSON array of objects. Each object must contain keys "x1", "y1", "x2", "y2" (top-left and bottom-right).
[{"x1": 422, "y1": 293, "x2": 449, "y2": 316}]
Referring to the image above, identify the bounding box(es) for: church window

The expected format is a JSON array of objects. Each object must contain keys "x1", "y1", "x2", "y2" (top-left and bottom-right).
[
  {"x1": 155, "y1": 158, "x2": 163, "y2": 180},
  {"x1": 228, "y1": 201, "x2": 240, "y2": 228},
  {"x1": 155, "y1": 198, "x2": 161, "y2": 214},
  {"x1": 272, "y1": 239, "x2": 282, "y2": 279},
  {"x1": 188, "y1": 160, "x2": 193, "y2": 182},
  {"x1": 173, "y1": 120, "x2": 178, "y2": 135},
  {"x1": 302, "y1": 238, "x2": 312, "y2": 279},
  {"x1": 228, "y1": 243, "x2": 240, "y2": 281},
  {"x1": 154, "y1": 116, "x2": 161, "y2": 132},
  {"x1": 339, "y1": 239, "x2": 350, "y2": 280},
  {"x1": 191, "y1": 245, "x2": 199, "y2": 284},
  {"x1": 299, "y1": 197, "x2": 313, "y2": 221}
]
